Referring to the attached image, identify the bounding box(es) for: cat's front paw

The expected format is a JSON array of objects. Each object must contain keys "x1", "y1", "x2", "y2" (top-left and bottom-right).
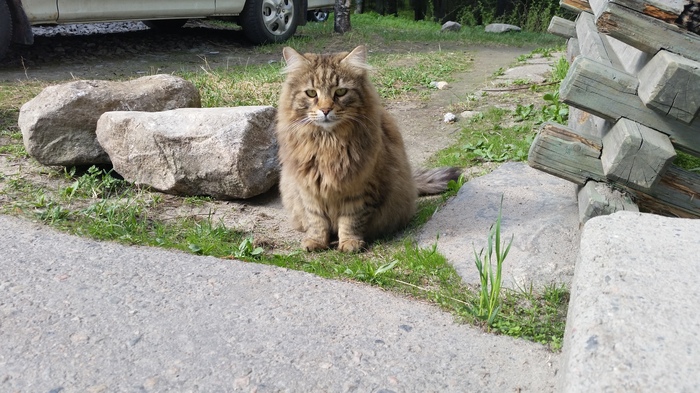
[
  {"x1": 338, "y1": 238, "x2": 366, "y2": 253},
  {"x1": 302, "y1": 237, "x2": 329, "y2": 252}
]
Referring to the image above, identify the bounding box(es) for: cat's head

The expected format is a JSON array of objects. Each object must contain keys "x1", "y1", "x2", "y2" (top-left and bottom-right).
[{"x1": 279, "y1": 46, "x2": 376, "y2": 131}]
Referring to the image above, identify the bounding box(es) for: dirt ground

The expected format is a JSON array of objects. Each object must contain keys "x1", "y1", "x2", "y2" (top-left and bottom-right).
[{"x1": 0, "y1": 23, "x2": 534, "y2": 250}]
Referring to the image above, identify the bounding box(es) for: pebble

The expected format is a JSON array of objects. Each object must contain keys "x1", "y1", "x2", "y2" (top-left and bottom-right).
[
  {"x1": 429, "y1": 81, "x2": 449, "y2": 90},
  {"x1": 460, "y1": 110, "x2": 481, "y2": 120},
  {"x1": 443, "y1": 113, "x2": 457, "y2": 123}
]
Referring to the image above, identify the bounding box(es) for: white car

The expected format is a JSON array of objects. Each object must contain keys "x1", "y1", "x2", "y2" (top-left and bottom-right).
[{"x1": 0, "y1": 0, "x2": 333, "y2": 59}]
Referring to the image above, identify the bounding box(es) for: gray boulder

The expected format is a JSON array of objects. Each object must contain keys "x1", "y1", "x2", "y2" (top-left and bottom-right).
[
  {"x1": 441, "y1": 21, "x2": 462, "y2": 32},
  {"x1": 95, "y1": 106, "x2": 279, "y2": 200},
  {"x1": 19, "y1": 74, "x2": 201, "y2": 166},
  {"x1": 485, "y1": 23, "x2": 522, "y2": 33}
]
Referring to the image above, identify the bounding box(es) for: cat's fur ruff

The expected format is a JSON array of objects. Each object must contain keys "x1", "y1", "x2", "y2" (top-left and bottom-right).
[{"x1": 276, "y1": 46, "x2": 461, "y2": 252}]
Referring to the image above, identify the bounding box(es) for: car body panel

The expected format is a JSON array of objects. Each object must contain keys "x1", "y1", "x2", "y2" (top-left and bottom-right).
[
  {"x1": 57, "y1": 0, "x2": 216, "y2": 23},
  {"x1": 19, "y1": 0, "x2": 331, "y2": 24}
]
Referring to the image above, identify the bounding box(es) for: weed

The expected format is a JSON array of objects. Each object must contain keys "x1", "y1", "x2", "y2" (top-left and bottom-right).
[
  {"x1": 446, "y1": 173, "x2": 466, "y2": 195},
  {"x1": 62, "y1": 166, "x2": 127, "y2": 200},
  {"x1": 538, "y1": 91, "x2": 568, "y2": 125},
  {"x1": 232, "y1": 237, "x2": 265, "y2": 259},
  {"x1": 471, "y1": 196, "x2": 513, "y2": 325},
  {"x1": 515, "y1": 103, "x2": 535, "y2": 121},
  {"x1": 550, "y1": 56, "x2": 570, "y2": 83}
]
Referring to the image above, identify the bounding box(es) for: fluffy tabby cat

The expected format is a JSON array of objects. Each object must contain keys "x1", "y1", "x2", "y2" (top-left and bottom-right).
[{"x1": 276, "y1": 46, "x2": 461, "y2": 252}]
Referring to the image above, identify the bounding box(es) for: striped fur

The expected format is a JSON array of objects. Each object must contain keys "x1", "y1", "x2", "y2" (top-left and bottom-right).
[{"x1": 276, "y1": 46, "x2": 461, "y2": 252}]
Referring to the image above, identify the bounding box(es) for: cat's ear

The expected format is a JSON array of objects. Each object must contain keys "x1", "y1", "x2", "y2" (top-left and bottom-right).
[
  {"x1": 282, "y1": 47, "x2": 308, "y2": 74},
  {"x1": 341, "y1": 45, "x2": 372, "y2": 71}
]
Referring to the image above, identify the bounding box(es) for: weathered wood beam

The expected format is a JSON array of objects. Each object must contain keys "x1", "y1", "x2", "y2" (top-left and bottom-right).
[
  {"x1": 576, "y1": 12, "x2": 620, "y2": 68},
  {"x1": 578, "y1": 181, "x2": 638, "y2": 223},
  {"x1": 568, "y1": 106, "x2": 610, "y2": 139},
  {"x1": 560, "y1": 0, "x2": 592, "y2": 13},
  {"x1": 595, "y1": 2, "x2": 700, "y2": 63},
  {"x1": 589, "y1": 0, "x2": 688, "y2": 22},
  {"x1": 548, "y1": 16, "x2": 577, "y2": 38},
  {"x1": 601, "y1": 118, "x2": 676, "y2": 191},
  {"x1": 602, "y1": 34, "x2": 649, "y2": 74},
  {"x1": 566, "y1": 38, "x2": 581, "y2": 63},
  {"x1": 528, "y1": 122, "x2": 700, "y2": 218},
  {"x1": 560, "y1": 56, "x2": 700, "y2": 156},
  {"x1": 637, "y1": 50, "x2": 700, "y2": 124},
  {"x1": 528, "y1": 123, "x2": 604, "y2": 185}
]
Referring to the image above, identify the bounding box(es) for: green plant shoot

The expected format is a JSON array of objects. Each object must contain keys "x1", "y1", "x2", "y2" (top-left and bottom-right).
[{"x1": 472, "y1": 195, "x2": 513, "y2": 325}]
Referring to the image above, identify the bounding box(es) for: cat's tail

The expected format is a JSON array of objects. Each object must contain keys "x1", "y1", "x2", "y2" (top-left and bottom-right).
[{"x1": 413, "y1": 167, "x2": 463, "y2": 196}]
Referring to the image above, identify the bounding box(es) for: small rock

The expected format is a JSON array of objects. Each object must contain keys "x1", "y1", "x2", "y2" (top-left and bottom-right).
[
  {"x1": 460, "y1": 110, "x2": 481, "y2": 120},
  {"x1": 443, "y1": 112, "x2": 457, "y2": 123},
  {"x1": 485, "y1": 23, "x2": 522, "y2": 33},
  {"x1": 441, "y1": 21, "x2": 462, "y2": 32},
  {"x1": 429, "y1": 81, "x2": 449, "y2": 90}
]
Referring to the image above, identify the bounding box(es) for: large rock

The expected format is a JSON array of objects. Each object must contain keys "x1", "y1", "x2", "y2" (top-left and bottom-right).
[
  {"x1": 95, "y1": 106, "x2": 279, "y2": 200},
  {"x1": 19, "y1": 74, "x2": 201, "y2": 166},
  {"x1": 418, "y1": 162, "x2": 579, "y2": 289},
  {"x1": 485, "y1": 23, "x2": 522, "y2": 33},
  {"x1": 441, "y1": 21, "x2": 462, "y2": 32}
]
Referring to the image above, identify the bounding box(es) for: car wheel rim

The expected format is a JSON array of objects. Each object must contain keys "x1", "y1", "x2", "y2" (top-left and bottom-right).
[{"x1": 262, "y1": 0, "x2": 294, "y2": 36}]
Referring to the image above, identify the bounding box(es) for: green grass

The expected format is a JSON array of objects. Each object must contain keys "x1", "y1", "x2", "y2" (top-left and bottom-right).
[
  {"x1": 289, "y1": 12, "x2": 564, "y2": 50},
  {"x1": 433, "y1": 107, "x2": 535, "y2": 167},
  {"x1": 432, "y1": 47, "x2": 569, "y2": 168},
  {"x1": 178, "y1": 50, "x2": 474, "y2": 106},
  {"x1": 237, "y1": 11, "x2": 564, "y2": 57}
]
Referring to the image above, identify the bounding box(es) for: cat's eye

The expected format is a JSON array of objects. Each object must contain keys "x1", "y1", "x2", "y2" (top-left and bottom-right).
[
  {"x1": 335, "y1": 88, "x2": 348, "y2": 97},
  {"x1": 305, "y1": 89, "x2": 317, "y2": 98}
]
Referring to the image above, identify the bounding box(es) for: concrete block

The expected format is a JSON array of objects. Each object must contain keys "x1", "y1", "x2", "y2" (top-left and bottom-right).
[{"x1": 559, "y1": 211, "x2": 700, "y2": 392}]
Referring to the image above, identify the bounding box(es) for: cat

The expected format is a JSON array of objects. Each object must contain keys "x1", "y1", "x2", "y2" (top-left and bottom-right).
[{"x1": 276, "y1": 45, "x2": 461, "y2": 252}]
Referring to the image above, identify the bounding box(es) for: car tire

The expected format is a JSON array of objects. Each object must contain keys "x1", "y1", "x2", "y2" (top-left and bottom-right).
[
  {"x1": 307, "y1": 9, "x2": 329, "y2": 22},
  {"x1": 143, "y1": 19, "x2": 188, "y2": 31},
  {"x1": 241, "y1": 0, "x2": 299, "y2": 44},
  {"x1": 0, "y1": 0, "x2": 13, "y2": 60}
]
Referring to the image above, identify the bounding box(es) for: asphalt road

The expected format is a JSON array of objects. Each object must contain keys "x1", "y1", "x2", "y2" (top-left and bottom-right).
[{"x1": 0, "y1": 214, "x2": 559, "y2": 392}]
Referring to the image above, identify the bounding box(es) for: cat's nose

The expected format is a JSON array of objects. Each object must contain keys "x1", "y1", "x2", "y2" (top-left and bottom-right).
[{"x1": 320, "y1": 108, "x2": 332, "y2": 116}]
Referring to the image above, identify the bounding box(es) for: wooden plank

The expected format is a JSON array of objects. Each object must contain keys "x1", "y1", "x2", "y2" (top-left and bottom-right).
[
  {"x1": 576, "y1": 12, "x2": 618, "y2": 68},
  {"x1": 559, "y1": 56, "x2": 700, "y2": 156},
  {"x1": 596, "y1": 2, "x2": 700, "y2": 63},
  {"x1": 601, "y1": 118, "x2": 676, "y2": 191},
  {"x1": 637, "y1": 50, "x2": 700, "y2": 124},
  {"x1": 561, "y1": 0, "x2": 592, "y2": 13},
  {"x1": 578, "y1": 181, "x2": 638, "y2": 223},
  {"x1": 589, "y1": 0, "x2": 688, "y2": 22},
  {"x1": 528, "y1": 122, "x2": 700, "y2": 218},
  {"x1": 548, "y1": 16, "x2": 577, "y2": 38},
  {"x1": 602, "y1": 34, "x2": 649, "y2": 74}
]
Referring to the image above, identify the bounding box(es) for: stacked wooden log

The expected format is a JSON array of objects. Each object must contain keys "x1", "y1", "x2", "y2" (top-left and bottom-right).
[{"x1": 528, "y1": 0, "x2": 700, "y2": 222}]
